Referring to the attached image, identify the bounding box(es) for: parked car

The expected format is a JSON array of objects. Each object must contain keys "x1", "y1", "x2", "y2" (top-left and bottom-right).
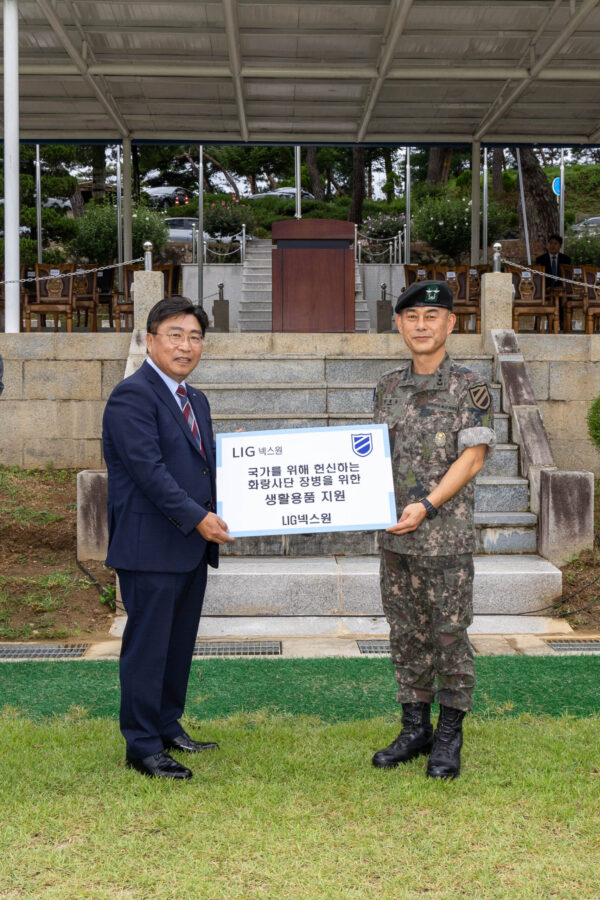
[
  {"x1": 143, "y1": 186, "x2": 190, "y2": 210},
  {"x1": 165, "y1": 217, "x2": 203, "y2": 243},
  {"x1": 165, "y1": 217, "x2": 250, "y2": 245},
  {"x1": 248, "y1": 187, "x2": 314, "y2": 200},
  {"x1": 571, "y1": 216, "x2": 600, "y2": 234},
  {"x1": 43, "y1": 197, "x2": 72, "y2": 211},
  {"x1": 0, "y1": 224, "x2": 31, "y2": 237}
]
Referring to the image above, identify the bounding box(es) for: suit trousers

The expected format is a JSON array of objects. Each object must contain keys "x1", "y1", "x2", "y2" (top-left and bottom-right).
[{"x1": 117, "y1": 558, "x2": 208, "y2": 758}]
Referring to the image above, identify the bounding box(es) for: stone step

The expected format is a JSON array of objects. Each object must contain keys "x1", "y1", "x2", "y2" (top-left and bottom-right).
[
  {"x1": 482, "y1": 444, "x2": 518, "y2": 476},
  {"x1": 494, "y1": 413, "x2": 510, "y2": 443},
  {"x1": 196, "y1": 381, "x2": 505, "y2": 420},
  {"x1": 221, "y1": 510, "x2": 537, "y2": 557},
  {"x1": 238, "y1": 301, "x2": 273, "y2": 313},
  {"x1": 474, "y1": 475, "x2": 529, "y2": 512},
  {"x1": 196, "y1": 356, "x2": 494, "y2": 386},
  {"x1": 202, "y1": 554, "x2": 561, "y2": 617},
  {"x1": 241, "y1": 290, "x2": 274, "y2": 303}
]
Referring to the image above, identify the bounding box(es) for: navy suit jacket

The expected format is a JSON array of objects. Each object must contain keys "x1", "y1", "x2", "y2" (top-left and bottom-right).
[{"x1": 102, "y1": 359, "x2": 218, "y2": 573}]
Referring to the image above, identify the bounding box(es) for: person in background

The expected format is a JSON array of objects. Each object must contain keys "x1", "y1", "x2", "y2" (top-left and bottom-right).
[{"x1": 536, "y1": 234, "x2": 571, "y2": 331}]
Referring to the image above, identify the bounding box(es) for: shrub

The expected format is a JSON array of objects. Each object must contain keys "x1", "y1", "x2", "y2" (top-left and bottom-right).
[
  {"x1": 203, "y1": 197, "x2": 255, "y2": 238},
  {"x1": 563, "y1": 232, "x2": 600, "y2": 266},
  {"x1": 412, "y1": 195, "x2": 471, "y2": 260},
  {"x1": 70, "y1": 202, "x2": 168, "y2": 264},
  {"x1": 587, "y1": 394, "x2": 600, "y2": 452}
]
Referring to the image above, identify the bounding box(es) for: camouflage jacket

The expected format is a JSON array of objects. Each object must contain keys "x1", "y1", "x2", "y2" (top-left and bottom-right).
[{"x1": 374, "y1": 353, "x2": 496, "y2": 556}]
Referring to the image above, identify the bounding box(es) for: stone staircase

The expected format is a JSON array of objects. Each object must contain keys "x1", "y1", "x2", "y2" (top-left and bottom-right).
[
  {"x1": 238, "y1": 239, "x2": 372, "y2": 333},
  {"x1": 238, "y1": 239, "x2": 273, "y2": 332},
  {"x1": 189, "y1": 349, "x2": 562, "y2": 628}
]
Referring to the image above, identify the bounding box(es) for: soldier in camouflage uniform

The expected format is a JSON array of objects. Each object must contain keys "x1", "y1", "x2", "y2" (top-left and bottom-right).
[{"x1": 372, "y1": 280, "x2": 496, "y2": 779}]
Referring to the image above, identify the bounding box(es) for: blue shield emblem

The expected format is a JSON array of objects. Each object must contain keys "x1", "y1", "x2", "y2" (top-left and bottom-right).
[{"x1": 351, "y1": 433, "x2": 373, "y2": 458}]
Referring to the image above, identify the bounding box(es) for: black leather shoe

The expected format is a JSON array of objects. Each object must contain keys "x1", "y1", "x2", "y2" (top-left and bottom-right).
[
  {"x1": 372, "y1": 702, "x2": 433, "y2": 768},
  {"x1": 427, "y1": 705, "x2": 466, "y2": 780},
  {"x1": 163, "y1": 730, "x2": 220, "y2": 753},
  {"x1": 126, "y1": 750, "x2": 192, "y2": 779}
]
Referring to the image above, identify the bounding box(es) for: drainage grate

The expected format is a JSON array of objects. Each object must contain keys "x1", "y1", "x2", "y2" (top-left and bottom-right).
[
  {"x1": 0, "y1": 643, "x2": 89, "y2": 660},
  {"x1": 545, "y1": 639, "x2": 600, "y2": 654},
  {"x1": 193, "y1": 640, "x2": 282, "y2": 657},
  {"x1": 357, "y1": 640, "x2": 391, "y2": 655}
]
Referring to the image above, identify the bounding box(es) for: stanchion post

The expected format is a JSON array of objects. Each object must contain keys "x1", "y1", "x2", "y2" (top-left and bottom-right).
[
  {"x1": 241, "y1": 223, "x2": 246, "y2": 263},
  {"x1": 144, "y1": 241, "x2": 153, "y2": 271},
  {"x1": 492, "y1": 241, "x2": 502, "y2": 273}
]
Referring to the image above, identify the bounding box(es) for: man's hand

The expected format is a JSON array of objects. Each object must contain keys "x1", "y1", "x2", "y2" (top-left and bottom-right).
[
  {"x1": 386, "y1": 502, "x2": 427, "y2": 535},
  {"x1": 196, "y1": 512, "x2": 235, "y2": 544}
]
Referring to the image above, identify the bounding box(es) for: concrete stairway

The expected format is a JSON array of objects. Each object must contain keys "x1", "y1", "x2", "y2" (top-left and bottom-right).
[
  {"x1": 189, "y1": 349, "x2": 562, "y2": 625},
  {"x1": 238, "y1": 239, "x2": 273, "y2": 332}
]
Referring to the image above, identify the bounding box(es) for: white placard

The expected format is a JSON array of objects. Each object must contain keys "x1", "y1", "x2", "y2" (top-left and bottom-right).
[{"x1": 216, "y1": 425, "x2": 396, "y2": 537}]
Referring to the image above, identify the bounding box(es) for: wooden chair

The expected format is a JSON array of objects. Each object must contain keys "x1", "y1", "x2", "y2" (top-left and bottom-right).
[
  {"x1": 402, "y1": 264, "x2": 434, "y2": 291},
  {"x1": 506, "y1": 264, "x2": 558, "y2": 334},
  {"x1": 583, "y1": 267, "x2": 600, "y2": 334},
  {"x1": 25, "y1": 263, "x2": 75, "y2": 332},
  {"x1": 560, "y1": 264, "x2": 586, "y2": 333},
  {"x1": 96, "y1": 267, "x2": 114, "y2": 329},
  {"x1": 112, "y1": 265, "x2": 140, "y2": 332},
  {"x1": 73, "y1": 267, "x2": 98, "y2": 332},
  {"x1": 434, "y1": 265, "x2": 481, "y2": 333}
]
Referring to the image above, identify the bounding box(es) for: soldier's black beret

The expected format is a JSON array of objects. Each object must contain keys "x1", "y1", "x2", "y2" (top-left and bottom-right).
[{"x1": 395, "y1": 279, "x2": 454, "y2": 314}]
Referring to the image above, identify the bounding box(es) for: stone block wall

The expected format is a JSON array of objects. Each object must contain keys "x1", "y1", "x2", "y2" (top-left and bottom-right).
[
  {"x1": 2, "y1": 330, "x2": 600, "y2": 474},
  {"x1": 518, "y1": 335, "x2": 600, "y2": 473},
  {"x1": 0, "y1": 334, "x2": 129, "y2": 468}
]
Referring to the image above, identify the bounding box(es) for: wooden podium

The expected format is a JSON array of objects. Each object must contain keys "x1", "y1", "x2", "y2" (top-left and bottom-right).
[{"x1": 271, "y1": 219, "x2": 355, "y2": 332}]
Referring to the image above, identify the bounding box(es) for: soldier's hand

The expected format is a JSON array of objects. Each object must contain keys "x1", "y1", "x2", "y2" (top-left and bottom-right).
[
  {"x1": 386, "y1": 502, "x2": 427, "y2": 535},
  {"x1": 196, "y1": 512, "x2": 235, "y2": 544}
]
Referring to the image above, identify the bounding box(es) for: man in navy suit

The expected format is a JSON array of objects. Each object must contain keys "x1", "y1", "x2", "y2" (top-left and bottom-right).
[
  {"x1": 103, "y1": 296, "x2": 233, "y2": 779},
  {"x1": 536, "y1": 234, "x2": 571, "y2": 331}
]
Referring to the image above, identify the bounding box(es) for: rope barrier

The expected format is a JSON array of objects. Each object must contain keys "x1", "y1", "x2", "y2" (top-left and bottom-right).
[
  {"x1": 500, "y1": 257, "x2": 600, "y2": 291},
  {"x1": 0, "y1": 257, "x2": 144, "y2": 287},
  {"x1": 356, "y1": 232, "x2": 401, "y2": 245}
]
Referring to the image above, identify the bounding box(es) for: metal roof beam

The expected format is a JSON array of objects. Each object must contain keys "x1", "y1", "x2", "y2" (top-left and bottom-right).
[
  {"x1": 10, "y1": 63, "x2": 600, "y2": 81},
  {"x1": 222, "y1": 0, "x2": 249, "y2": 141},
  {"x1": 34, "y1": 0, "x2": 129, "y2": 137},
  {"x1": 356, "y1": 0, "x2": 413, "y2": 142},
  {"x1": 474, "y1": 0, "x2": 600, "y2": 140}
]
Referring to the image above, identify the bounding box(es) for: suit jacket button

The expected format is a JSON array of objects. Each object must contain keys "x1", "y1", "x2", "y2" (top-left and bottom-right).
[
  {"x1": 203, "y1": 468, "x2": 209, "y2": 475},
  {"x1": 204, "y1": 500, "x2": 214, "y2": 510}
]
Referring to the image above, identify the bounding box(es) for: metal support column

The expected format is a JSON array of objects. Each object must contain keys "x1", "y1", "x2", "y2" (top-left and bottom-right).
[
  {"x1": 405, "y1": 146, "x2": 411, "y2": 265},
  {"x1": 35, "y1": 144, "x2": 43, "y2": 264},
  {"x1": 559, "y1": 149, "x2": 565, "y2": 239},
  {"x1": 197, "y1": 144, "x2": 204, "y2": 306},
  {"x1": 482, "y1": 147, "x2": 488, "y2": 265},
  {"x1": 516, "y1": 148, "x2": 532, "y2": 266},
  {"x1": 295, "y1": 146, "x2": 302, "y2": 219},
  {"x1": 116, "y1": 145, "x2": 123, "y2": 290},
  {"x1": 3, "y1": 0, "x2": 20, "y2": 332},
  {"x1": 122, "y1": 136, "x2": 133, "y2": 263},
  {"x1": 470, "y1": 141, "x2": 481, "y2": 265}
]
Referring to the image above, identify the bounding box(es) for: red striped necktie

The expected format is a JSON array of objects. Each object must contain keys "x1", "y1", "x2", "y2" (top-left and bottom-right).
[{"x1": 176, "y1": 384, "x2": 203, "y2": 453}]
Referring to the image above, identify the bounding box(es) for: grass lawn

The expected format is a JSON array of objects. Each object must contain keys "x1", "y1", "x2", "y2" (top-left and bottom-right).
[
  {"x1": 1, "y1": 657, "x2": 599, "y2": 898},
  {"x1": 0, "y1": 713, "x2": 599, "y2": 899}
]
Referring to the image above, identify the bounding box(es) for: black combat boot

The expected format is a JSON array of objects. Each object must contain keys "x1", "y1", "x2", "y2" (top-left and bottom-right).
[
  {"x1": 372, "y1": 702, "x2": 433, "y2": 768},
  {"x1": 426, "y1": 705, "x2": 466, "y2": 779}
]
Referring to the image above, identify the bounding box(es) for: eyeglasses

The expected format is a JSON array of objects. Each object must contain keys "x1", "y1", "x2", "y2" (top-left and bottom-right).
[{"x1": 152, "y1": 330, "x2": 203, "y2": 347}]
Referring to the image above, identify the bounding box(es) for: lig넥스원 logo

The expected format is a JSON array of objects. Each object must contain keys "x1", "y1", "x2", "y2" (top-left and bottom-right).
[{"x1": 351, "y1": 433, "x2": 373, "y2": 457}]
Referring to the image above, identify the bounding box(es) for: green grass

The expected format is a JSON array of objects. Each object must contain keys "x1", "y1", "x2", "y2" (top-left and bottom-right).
[
  {"x1": 0, "y1": 572, "x2": 91, "y2": 640},
  {"x1": 1, "y1": 657, "x2": 599, "y2": 721},
  {"x1": 0, "y1": 712, "x2": 598, "y2": 899}
]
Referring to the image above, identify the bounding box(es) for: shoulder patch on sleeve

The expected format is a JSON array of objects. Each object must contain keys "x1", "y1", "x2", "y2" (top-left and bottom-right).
[{"x1": 468, "y1": 383, "x2": 492, "y2": 411}]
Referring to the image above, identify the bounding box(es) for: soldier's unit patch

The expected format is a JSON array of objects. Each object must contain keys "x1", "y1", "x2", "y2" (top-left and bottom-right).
[
  {"x1": 469, "y1": 384, "x2": 491, "y2": 411},
  {"x1": 434, "y1": 431, "x2": 446, "y2": 447}
]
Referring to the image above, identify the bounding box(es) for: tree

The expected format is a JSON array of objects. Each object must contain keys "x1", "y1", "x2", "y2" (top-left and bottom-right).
[
  {"x1": 512, "y1": 147, "x2": 559, "y2": 244},
  {"x1": 305, "y1": 147, "x2": 325, "y2": 200},
  {"x1": 492, "y1": 148, "x2": 504, "y2": 196},
  {"x1": 347, "y1": 147, "x2": 365, "y2": 224},
  {"x1": 427, "y1": 147, "x2": 453, "y2": 185}
]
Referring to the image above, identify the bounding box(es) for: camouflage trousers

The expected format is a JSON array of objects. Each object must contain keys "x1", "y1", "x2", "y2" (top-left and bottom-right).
[{"x1": 380, "y1": 550, "x2": 475, "y2": 712}]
